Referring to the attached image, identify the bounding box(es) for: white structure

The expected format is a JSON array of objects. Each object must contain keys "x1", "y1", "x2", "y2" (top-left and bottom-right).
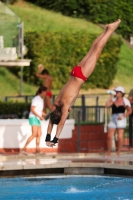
[
  {"x1": 0, "y1": 32, "x2": 18, "y2": 61},
  {"x1": 0, "y1": 36, "x2": 4, "y2": 48},
  {"x1": 0, "y1": 59, "x2": 31, "y2": 67},
  {"x1": 0, "y1": 119, "x2": 75, "y2": 153},
  {"x1": 0, "y1": 46, "x2": 18, "y2": 61}
]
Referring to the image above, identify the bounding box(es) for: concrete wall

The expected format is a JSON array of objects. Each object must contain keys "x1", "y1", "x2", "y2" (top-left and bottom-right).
[{"x1": 0, "y1": 119, "x2": 75, "y2": 153}]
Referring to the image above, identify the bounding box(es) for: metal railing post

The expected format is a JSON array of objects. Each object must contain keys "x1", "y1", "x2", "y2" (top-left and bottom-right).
[
  {"x1": 25, "y1": 96, "x2": 28, "y2": 103},
  {"x1": 4, "y1": 96, "x2": 8, "y2": 102},
  {"x1": 81, "y1": 95, "x2": 86, "y2": 121},
  {"x1": 77, "y1": 110, "x2": 81, "y2": 152},
  {"x1": 95, "y1": 96, "x2": 99, "y2": 122},
  {"x1": 129, "y1": 114, "x2": 133, "y2": 147},
  {"x1": 96, "y1": 96, "x2": 99, "y2": 106}
]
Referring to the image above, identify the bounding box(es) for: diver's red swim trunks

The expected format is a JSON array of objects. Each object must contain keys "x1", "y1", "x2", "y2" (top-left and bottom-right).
[
  {"x1": 46, "y1": 91, "x2": 53, "y2": 98},
  {"x1": 70, "y1": 66, "x2": 87, "y2": 82}
]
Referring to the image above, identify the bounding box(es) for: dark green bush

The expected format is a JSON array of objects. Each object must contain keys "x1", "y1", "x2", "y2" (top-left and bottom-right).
[
  {"x1": 0, "y1": 102, "x2": 30, "y2": 118},
  {"x1": 10, "y1": 30, "x2": 122, "y2": 89},
  {"x1": 23, "y1": 31, "x2": 122, "y2": 89}
]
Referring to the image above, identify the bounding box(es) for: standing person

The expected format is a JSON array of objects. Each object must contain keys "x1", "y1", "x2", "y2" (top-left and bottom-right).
[
  {"x1": 45, "y1": 19, "x2": 121, "y2": 147},
  {"x1": 36, "y1": 64, "x2": 53, "y2": 114},
  {"x1": 22, "y1": 85, "x2": 47, "y2": 154},
  {"x1": 105, "y1": 86, "x2": 132, "y2": 157}
]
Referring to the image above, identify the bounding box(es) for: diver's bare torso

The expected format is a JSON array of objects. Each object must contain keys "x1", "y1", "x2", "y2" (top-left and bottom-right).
[
  {"x1": 53, "y1": 76, "x2": 84, "y2": 109},
  {"x1": 43, "y1": 75, "x2": 52, "y2": 91}
]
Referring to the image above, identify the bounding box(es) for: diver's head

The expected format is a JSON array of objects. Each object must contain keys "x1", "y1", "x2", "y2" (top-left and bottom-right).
[{"x1": 50, "y1": 107, "x2": 62, "y2": 125}]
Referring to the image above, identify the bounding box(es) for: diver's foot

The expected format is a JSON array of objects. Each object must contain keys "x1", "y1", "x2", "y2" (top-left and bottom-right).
[{"x1": 106, "y1": 19, "x2": 121, "y2": 31}]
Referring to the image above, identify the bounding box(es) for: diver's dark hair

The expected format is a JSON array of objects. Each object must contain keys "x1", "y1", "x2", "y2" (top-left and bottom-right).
[
  {"x1": 41, "y1": 69, "x2": 49, "y2": 75},
  {"x1": 36, "y1": 85, "x2": 47, "y2": 96},
  {"x1": 50, "y1": 107, "x2": 62, "y2": 125}
]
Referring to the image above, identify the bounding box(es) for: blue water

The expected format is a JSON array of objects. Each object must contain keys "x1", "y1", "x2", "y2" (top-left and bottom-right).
[{"x1": 0, "y1": 175, "x2": 133, "y2": 200}]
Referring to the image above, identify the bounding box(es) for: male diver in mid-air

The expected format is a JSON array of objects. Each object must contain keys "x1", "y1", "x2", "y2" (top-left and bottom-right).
[{"x1": 45, "y1": 19, "x2": 121, "y2": 147}]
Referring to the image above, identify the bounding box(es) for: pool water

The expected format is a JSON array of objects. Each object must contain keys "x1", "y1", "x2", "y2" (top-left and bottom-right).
[{"x1": 0, "y1": 175, "x2": 133, "y2": 200}]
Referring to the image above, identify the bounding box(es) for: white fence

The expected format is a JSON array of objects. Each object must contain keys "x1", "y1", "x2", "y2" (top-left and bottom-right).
[{"x1": 0, "y1": 119, "x2": 75, "y2": 152}]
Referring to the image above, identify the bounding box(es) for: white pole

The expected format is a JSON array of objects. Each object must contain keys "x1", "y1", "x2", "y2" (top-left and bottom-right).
[{"x1": 19, "y1": 22, "x2": 24, "y2": 95}]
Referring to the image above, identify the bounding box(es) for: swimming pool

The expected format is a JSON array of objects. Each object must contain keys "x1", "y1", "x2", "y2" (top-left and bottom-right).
[{"x1": 0, "y1": 175, "x2": 133, "y2": 200}]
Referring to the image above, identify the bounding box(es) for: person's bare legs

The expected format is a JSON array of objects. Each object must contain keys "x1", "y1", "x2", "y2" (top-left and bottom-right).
[
  {"x1": 36, "y1": 126, "x2": 42, "y2": 153},
  {"x1": 79, "y1": 28, "x2": 107, "y2": 66},
  {"x1": 106, "y1": 128, "x2": 116, "y2": 156},
  {"x1": 80, "y1": 19, "x2": 121, "y2": 67},
  {"x1": 116, "y1": 128, "x2": 124, "y2": 156},
  {"x1": 22, "y1": 126, "x2": 37, "y2": 152},
  {"x1": 79, "y1": 19, "x2": 121, "y2": 77}
]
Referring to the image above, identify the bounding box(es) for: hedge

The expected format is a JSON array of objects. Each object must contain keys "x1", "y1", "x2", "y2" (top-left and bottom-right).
[
  {"x1": 0, "y1": 102, "x2": 30, "y2": 118},
  {"x1": 12, "y1": 31, "x2": 122, "y2": 89}
]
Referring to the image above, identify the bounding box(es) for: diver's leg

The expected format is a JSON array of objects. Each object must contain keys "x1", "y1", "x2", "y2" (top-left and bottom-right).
[{"x1": 79, "y1": 19, "x2": 121, "y2": 78}]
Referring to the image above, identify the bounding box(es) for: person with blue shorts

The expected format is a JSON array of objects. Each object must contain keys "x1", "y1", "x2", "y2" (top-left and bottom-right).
[
  {"x1": 105, "y1": 86, "x2": 132, "y2": 157},
  {"x1": 22, "y1": 85, "x2": 47, "y2": 154}
]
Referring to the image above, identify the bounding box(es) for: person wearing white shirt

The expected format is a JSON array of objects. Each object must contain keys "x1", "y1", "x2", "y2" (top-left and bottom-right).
[
  {"x1": 105, "y1": 86, "x2": 132, "y2": 157},
  {"x1": 22, "y1": 85, "x2": 47, "y2": 154}
]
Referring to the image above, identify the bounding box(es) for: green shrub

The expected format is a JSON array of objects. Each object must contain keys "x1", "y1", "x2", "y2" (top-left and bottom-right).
[
  {"x1": 0, "y1": 101, "x2": 30, "y2": 118},
  {"x1": 24, "y1": 31, "x2": 122, "y2": 89},
  {"x1": 10, "y1": 30, "x2": 122, "y2": 89}
]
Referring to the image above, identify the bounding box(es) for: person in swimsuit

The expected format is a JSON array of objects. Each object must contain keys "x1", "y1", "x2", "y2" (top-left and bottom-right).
[
  {"x1": 36, "y1": 64, "x2": 53, "y2": 114},
  {"x1": 105, "y1": 86, "x2": 132, "y2": 156},
  {"x1": 45, "y1": 19, "x2": 121, "y2": 147}
]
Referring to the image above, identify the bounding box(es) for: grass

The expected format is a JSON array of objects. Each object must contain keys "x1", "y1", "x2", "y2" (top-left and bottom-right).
[
  {"x1": 0, "y1": 0, "x2": 133, "y2": 99},
  {"x1": 8, "y1": 1, "x2": 102, "y2": 34},
  {"x1": 0, "y1": 2, "x2": 20, "y2": 47},
  {"x1": 112, "y1": 43, "x2": 133, "y2": 91},
  {"x1": 0, "y1": 67, "x2": 37, "y2": 99}
]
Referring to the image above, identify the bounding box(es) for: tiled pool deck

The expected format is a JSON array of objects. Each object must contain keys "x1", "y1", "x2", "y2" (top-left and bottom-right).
[{"x1": 0, "y1": 151, "x2": 133, "y2": 177}]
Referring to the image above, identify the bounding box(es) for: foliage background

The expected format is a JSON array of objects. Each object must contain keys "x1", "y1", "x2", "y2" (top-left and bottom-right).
[
  {"x1": 24, "y1": 0, "x2": 133, "y2": 40},
  {"x1": 10, "y1": 31, "x2": 122, "y2": 89}
]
